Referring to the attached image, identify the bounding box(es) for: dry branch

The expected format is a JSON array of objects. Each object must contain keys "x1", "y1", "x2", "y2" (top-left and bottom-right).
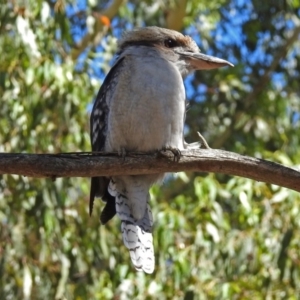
[{"x1": 0, "y1": 149, "x2": 299, "y2": 193}]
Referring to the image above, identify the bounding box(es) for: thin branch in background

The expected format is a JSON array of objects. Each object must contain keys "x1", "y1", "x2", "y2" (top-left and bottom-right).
[
  {"x1": 165, "y1": 0, "x2": 187, "y2": 31},
  {"x1": 212, "y1": 25, "x2": 300, "y2": 149},
  {"x1": 71, "y1": 0, "x2": 125, "y2": 60}
]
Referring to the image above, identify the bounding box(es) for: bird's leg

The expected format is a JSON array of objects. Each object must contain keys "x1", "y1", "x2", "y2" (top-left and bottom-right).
[{"x1": 157, "y1": 146, "x2": 181, "y2": 162}]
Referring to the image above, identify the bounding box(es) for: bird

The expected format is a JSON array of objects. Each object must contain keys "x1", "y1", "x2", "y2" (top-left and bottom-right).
[{"x1": 89, "y1": 26, "x2": 233, "y2": 274}]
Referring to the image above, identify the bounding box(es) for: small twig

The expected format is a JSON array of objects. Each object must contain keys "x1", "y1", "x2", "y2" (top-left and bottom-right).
[{"x1": 197, "y1": 131, "x2": 210, "y2": 149}]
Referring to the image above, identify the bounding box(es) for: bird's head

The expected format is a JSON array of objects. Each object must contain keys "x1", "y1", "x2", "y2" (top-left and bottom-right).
[{"x1": 118, "y1": 26, "x2": 233, "y2": 76}]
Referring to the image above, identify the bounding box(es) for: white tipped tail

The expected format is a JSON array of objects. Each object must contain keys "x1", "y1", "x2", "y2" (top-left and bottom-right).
[
  {"x1": 107, "y1": 176, "x2": 154, "y2": 273},
  {"x1": 116, "y1": 193, "x2": 155, "y2": 273}
]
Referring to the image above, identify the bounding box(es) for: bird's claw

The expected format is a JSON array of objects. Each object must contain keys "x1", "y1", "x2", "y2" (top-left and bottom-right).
[{"x1": 158, "y1": 147, "x2": 181, "y2": 162}]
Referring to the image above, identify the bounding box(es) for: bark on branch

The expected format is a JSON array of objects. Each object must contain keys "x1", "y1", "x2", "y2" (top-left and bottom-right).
[{"x1": 0, "y1": 149, "x2": 299, "y2": 193}]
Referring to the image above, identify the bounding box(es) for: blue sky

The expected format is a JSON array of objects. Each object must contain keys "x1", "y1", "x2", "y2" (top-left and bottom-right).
[{"x1": 66, "y1": 0, "x2": 300, "y2": 122}]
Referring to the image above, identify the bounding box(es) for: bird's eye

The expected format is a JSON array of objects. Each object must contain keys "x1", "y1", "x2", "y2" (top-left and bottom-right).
[{"x1": 164, "y1": 38, "x2": 178, "y2": 48}]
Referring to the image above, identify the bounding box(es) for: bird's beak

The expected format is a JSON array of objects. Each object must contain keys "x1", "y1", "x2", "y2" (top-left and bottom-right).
[{"x1": 179, "y1": 51, "x2": 234, "y2": 70}]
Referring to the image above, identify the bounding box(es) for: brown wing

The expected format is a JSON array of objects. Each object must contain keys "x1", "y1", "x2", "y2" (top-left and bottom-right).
[{"x1": 89, "y1": 57, "x2": 125, "y2": 223}]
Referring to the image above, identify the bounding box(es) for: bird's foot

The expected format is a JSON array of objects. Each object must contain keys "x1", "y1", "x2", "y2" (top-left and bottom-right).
[{"x1": 157, "y1": 147, "x2": 181, "y2": 162}]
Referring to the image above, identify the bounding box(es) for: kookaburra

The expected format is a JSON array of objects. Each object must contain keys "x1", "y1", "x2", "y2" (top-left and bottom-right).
[{"x1": 90, "y1": 26, "x2": 233, "y2": 274}]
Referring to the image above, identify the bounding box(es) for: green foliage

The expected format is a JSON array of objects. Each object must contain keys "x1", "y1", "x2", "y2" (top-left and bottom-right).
[{"x1": 0, "y1": 0, "x2": 300, "y2": 299}]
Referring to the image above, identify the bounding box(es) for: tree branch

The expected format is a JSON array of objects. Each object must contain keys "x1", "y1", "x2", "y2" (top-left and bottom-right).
[
  {"x1": 71, "y1": 0, "x2": 125, "y2": 60},
  {"x1": 0, "y1": 149, "x2": 299, "y2": 193},
  {"x1": 165, "y1": 0, "x2": 187, "y2": 31}
]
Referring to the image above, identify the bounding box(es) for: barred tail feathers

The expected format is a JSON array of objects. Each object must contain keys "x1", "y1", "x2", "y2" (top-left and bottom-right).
[
  {"x1": 116, "y1": 193, "x2": 155, "y2": 274},
  {"x1": 109, "y1": 178, "x2": 155, "y2": 274}
]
